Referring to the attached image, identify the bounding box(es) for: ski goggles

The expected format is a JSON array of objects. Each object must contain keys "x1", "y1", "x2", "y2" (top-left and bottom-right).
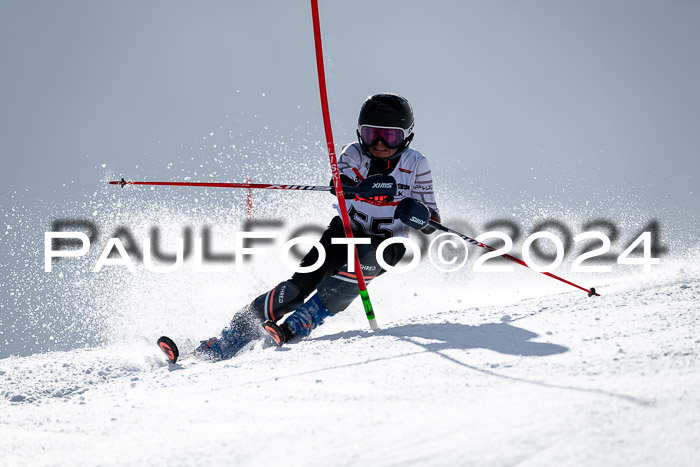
[{"x1": 359, "y1": 125, "x2": 411, "y2": 149}]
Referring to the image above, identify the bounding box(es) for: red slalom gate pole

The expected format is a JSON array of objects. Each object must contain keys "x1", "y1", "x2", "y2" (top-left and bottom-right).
[{"x1": 310, "y1": 0, "x2": 379, "y2": 330}]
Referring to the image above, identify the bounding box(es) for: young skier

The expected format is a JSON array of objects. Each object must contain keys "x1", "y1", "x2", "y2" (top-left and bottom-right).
[{"x1": 195, "y1": 93, "x2": 440, "y2": 360}]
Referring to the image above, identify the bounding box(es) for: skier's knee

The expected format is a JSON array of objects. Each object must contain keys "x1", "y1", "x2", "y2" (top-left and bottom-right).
[{"x1": 250, "y1": 280, "x2": 304, "y2": 323}]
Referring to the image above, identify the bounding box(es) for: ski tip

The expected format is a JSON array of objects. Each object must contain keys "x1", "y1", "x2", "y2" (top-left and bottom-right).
[
  {"x1": 262, "y1": 321, "x2": 286, "y2": 347},
  {"x1": 157, "y1": 336, "x2": 180, "y2": 364}
]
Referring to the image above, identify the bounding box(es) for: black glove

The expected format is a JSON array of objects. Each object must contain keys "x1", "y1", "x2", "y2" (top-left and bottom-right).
[
  {"x1": 353, "y1": 175, "x2": 397, "y2": 202},
  {"x1": 421, "y1": 207, "x2": 440, "y2": 235},
  {"x1": 329, "y1": 175, "x2": 358, "y2": 199},
  {"x1": 394, "y1": 198, "x2": 430, "y2": 231}
]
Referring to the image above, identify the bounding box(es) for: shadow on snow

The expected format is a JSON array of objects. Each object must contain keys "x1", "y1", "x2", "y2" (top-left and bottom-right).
[
  {"x1": 286, "y1": 320, "x2": 652, "y2": 406},
  {"x1": 314, "y1": 321, "x2": 568, "y2": 357}
]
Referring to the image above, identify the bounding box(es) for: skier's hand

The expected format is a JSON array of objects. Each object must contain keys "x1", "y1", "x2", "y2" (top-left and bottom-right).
[
  {"x1": 422, "y1": 207, "x2": 440, "y2": 235},
  {"x1": 394, "y1": 198, "x2": 431, "y2": 231},
  {"x1": 353, "y1": 175, "x2": 397, "y2": 202},
  {"x1": 329, "y1": 175, "x2": 358, "y2": 199}
]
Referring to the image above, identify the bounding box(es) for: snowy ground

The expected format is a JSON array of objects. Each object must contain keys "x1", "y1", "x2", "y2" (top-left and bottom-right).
[{"x1": 2, "y1": 257, "x2": 699, "y2": 466}]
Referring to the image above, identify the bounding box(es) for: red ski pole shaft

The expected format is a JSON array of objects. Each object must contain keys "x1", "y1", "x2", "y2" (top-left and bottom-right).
[
  {"x1": 109, "y1": 179, "x2": 334, "y2": 191},
  {"x1": 310, "y1": 0, "x2": 378, "y2": 329},
  {"x1": 107, "y1": 178, "x2": 377, "y2": 194},
  {"x1": 429, "y1": 220, "x2": 600, "y2": 297}
]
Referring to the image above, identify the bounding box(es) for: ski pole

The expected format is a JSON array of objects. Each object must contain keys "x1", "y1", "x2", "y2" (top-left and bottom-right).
[
  {"x1": 108, "y1": 178, "x2": 395, "y2": 197},
  {"x1": 429, "y1": 220, "x2": 600, "y2": 297},
  {"x1": 109, "y1": 178, "x2": 334, "y2": 191},
  {"x1": 310, "y1": 0, "x2": 378, "y2": 329}
]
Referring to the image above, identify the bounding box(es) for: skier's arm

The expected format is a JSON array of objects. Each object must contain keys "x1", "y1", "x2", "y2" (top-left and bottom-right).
[
  {"x1": 411, "y1": 157, "x2": 440, "y2": 234},
  {"x1": 329, "y1": 174, "x2": 358, "y2": 199},
  {"x1": 331, "y1": 174, "x2": 398, "y2": 201},
  {"x1": 394, "y1": 198, "x2": 431, "y2": 231},
  {"x1": 330, "y1": 144, "x2": 364, "y2": 198},
  {"x1": 332, "y1": 144, "x2": 398, "y2": 200}
]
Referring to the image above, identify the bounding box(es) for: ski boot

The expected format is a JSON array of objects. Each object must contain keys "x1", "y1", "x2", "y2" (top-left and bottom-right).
[
  {"x1": 194, "y1": 322, "x2": 251, "y2": 361},
  {"x1": 263, "y1": 293, "x2": 331, "y2": 346}
]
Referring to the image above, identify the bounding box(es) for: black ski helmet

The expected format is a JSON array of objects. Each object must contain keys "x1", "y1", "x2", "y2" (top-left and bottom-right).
[{"x1": 357, "y1": 93, "x2": 414, "y2": 159}]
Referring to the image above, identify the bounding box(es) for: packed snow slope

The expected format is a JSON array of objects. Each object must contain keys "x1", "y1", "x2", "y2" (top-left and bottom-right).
[{"x1": 1, "y1": 255, "x2": 698, "y2": 466}]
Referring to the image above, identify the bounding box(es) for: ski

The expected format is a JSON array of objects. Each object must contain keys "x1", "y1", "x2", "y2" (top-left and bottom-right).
[
  {"x1": 157, "y1": 336, "x2": 180, "y2": 364},
  {"x1": 262, "y1": 321, "x2": 287, "y2": 347}
]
